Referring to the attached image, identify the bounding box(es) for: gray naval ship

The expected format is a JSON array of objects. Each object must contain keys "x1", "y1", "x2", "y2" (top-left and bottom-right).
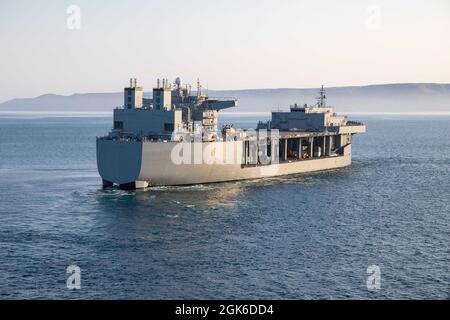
[{"x1": 97, "y1": 77, "x2": 366, "y2": 189}]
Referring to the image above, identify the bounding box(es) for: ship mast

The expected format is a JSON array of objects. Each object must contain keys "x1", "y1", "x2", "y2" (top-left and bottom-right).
[
  {"x1": 317, "y1": 85, "x2": 326, "y2": 108},
  {"x1": 197, "y1": 78, "x2": 202, "y2": 98}
]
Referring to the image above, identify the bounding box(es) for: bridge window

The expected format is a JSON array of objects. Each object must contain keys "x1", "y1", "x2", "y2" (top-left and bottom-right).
[
  {"x1": 164, "y1": 123, "x2": 174, "y2": 132},
  {"x1": 114, "y1": 121, "x2": 123, "y2": 130}
]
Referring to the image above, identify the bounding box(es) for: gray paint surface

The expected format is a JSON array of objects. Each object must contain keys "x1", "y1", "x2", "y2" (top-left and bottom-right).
[{"x1": 97, "y1": 139, "x2": 352, "y2": 186}]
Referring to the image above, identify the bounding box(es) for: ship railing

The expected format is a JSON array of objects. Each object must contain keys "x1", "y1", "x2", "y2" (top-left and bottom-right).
[
  {"x1": 97, "y1": 135, "x2": 172, "y2": 143},
  {"x1": 346, "y1": 120, "x2": 364, "y2": 126},
  {"x1": 206, "y1": 97, "x2": 237, "y2": 101}
]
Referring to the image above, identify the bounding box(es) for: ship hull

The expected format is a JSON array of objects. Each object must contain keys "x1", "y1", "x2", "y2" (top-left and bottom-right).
[{"x1": 97, "y1": 139, "x2": 352, "y2": 188}]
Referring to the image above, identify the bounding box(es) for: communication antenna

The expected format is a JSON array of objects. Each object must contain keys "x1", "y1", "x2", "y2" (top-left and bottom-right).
[
  {"x1": 130, "y1": 78, "x2": 133, "y2": 88},
  {"x1": 317, "y1": 85, "x2": 326, "y2": 107}
]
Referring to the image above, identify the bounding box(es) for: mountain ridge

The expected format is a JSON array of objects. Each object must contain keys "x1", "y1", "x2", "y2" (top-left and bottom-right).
[{"x1": 1, "y1": 83, "x2": 449, "y2": 113}]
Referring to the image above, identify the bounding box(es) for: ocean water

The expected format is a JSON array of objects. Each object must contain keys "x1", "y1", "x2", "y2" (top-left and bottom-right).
[{"x1": 0, "y1": 113, "x2": 449, "y2": 299}]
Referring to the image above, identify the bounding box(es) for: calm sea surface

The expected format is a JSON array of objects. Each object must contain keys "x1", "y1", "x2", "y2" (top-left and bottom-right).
[{"x1": 0, "y1": 113, "x2": 449, "y2": 299}]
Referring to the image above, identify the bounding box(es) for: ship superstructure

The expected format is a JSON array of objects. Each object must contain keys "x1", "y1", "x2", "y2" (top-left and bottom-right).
[
  {"x1": 97, "y1": 79, "x2": 365, "y2": 188},
  {"x1": 112, "y1": 77, "x2": 236, "y2": 140}
]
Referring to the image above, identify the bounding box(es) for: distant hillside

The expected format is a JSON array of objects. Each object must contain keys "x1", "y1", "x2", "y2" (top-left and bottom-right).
[
  {"x1": 0, "y1": 92, "x2": 123, "y2": 112},
  {"x1": 1, "y1": 83, "x2": 449, "y2": 113}
]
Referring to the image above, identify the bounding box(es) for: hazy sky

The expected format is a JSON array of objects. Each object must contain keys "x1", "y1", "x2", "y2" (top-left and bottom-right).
[{"x1": 0, "y1": 0, "x2": 449, "y2": 101}]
